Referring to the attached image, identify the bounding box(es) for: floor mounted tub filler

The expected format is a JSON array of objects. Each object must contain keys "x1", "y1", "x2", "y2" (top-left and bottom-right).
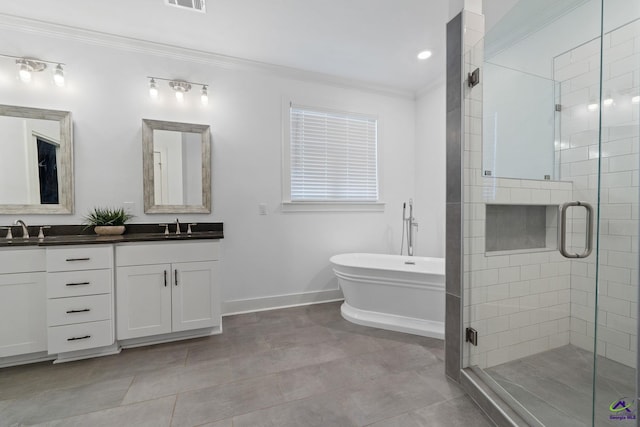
[{"x1": 330, "y1": 253, "x2": 445, "y2": 339}]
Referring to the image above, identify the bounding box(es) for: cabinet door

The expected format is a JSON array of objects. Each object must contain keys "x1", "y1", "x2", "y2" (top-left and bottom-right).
[
  {"x1": 116, "y1": 264, "x2": 172, "y2": 340},
  {"x1": 0, "y1": 272, "x2": 47, "y2": 357},
  {"x1": 171, "y1": 261, "x2": 219, "y2": 332}
]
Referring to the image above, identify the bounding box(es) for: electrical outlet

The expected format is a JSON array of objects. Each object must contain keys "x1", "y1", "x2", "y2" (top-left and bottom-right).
[{"x1": 258, "y1": 203, "x2": 268, "y2": 215}]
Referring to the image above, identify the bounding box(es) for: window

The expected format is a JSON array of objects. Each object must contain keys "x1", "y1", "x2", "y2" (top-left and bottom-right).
[{"x1": 286, "y1": 104, "x2": 379, "y2": 204}]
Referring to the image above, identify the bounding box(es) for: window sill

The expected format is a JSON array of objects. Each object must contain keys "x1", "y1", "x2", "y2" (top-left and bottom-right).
[{"x1": 281, "y1": 201, "x2": 385, "y2": 213}]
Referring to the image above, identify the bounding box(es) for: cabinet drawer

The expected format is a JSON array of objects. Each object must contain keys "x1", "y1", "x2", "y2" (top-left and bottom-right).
[
  {"x1": 48, "y1": 320, "x2": 113, "y2": 354},
  {"x1": 46, "y1": 246, "x2": 113, "y2": 272},
  {"x1": 47, "y1": 269, "x2": 112, "y2": 298},
  {"x1": 0, "y1": 248, "x2": 46, "y2": 274},
  {"x1": 47, "y1": 294, "x2": 111, "y2": 326},
  {"x1": 116, "y1": 241, "x2": 219, "y2": 266}
]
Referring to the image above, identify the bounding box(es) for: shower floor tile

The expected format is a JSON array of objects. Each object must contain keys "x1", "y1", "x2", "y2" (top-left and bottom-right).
[{"x1": 485, "y1": 344, "x2": 635, "y2": 427}]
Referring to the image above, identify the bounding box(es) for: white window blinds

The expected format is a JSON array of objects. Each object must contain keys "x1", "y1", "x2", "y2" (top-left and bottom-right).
[{"x1": 289, "y1": 105, "x2": 378, "y2": 202}]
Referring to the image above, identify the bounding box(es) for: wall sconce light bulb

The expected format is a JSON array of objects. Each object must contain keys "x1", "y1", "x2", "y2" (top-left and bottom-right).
[
  {"x1": 587, "y1": 102, "x2": 599, "y2": 111},
  {"x1": 175, "y1": 90, "x2": 184, "y2": 102},
  {"x1": 603, "y1": 97, "x2": 614, "y2": 107},
  {"x1": 18, "y1": 63, "x2": 32, "y2": 83},
  {"x1": 632, "y1": 95, "x2": 640, "y2": 104},
  {"x1": 201, "y1": 85, "x2": 209, "y2": 106},
  {"x1": 149, "y1": 78, "x2": 159, "y2": 99},
  {"x1": 53, "y1": 64, "x2": 65, "y2": 87}
]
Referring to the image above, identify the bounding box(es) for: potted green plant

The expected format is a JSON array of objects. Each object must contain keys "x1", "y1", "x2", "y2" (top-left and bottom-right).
[{"x1": 84, "y1": 207, "x2": 133, "y2": 235}]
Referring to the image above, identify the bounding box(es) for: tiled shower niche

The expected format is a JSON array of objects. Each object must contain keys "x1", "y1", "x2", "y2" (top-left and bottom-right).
[{"x1": 485, "y1": 204, "x2": 558, "y2": 253}]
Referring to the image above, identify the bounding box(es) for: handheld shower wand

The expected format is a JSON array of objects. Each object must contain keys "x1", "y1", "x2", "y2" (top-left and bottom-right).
[{"x1": 407, "y1": 199, "x2": 414, "y2": 256}]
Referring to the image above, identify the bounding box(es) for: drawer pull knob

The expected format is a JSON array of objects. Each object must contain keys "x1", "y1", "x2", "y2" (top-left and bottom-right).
[
  {"x1": 66, "y1": 257, "x2": 91, "y2": 262},
  {"x1": 66, "y1": 308, "x2": 91, "y2": 314},
  {"x1": 67, "y1": 335, "x2": 91, "y2": 341},
  {"x1": 66, "y1": 282, "x2": 90, "y2": 287}
]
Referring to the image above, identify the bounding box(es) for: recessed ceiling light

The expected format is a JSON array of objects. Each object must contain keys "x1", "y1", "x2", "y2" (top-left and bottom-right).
[{"x1": 417, "y1": 50, "x2": 432, "y2": 60}]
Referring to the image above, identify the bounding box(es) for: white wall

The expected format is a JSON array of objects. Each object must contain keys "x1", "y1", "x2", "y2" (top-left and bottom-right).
[
  {"x1": 0, "y1": 23, "x2": 422, "y2": 312},
  {"x1": 415, "y1": 84, "x2": 446, "y2": 257}
]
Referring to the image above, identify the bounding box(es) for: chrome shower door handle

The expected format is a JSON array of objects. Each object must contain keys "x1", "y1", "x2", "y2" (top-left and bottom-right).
[{"x1": 559, "y1": 201, "x2": 594, "y2": 259}]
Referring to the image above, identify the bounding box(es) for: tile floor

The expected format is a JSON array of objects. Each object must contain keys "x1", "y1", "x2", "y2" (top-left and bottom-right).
[
  {"x1": 485, "y1": 344, "x2": 636, "y2": 427},
  {"x1": 0, "y1": 301, "x2": 494, "y2": 426}
]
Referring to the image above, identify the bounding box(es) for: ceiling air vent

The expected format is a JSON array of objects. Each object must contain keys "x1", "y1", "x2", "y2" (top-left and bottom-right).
[{"x1": 165, "y1": 0, "x2": 206, "y2": 13}]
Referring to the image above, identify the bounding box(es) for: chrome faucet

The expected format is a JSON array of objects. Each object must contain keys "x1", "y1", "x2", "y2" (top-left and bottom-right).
[
  {"x1": 14, "y1": 219, "x2": 29, "y2": 239},
  {"x1": 401, "y1": 200, "x2": 418, "y2": 256},
  {"x1": 175, "y1": 218, "x2": 181, "y2": 235}
]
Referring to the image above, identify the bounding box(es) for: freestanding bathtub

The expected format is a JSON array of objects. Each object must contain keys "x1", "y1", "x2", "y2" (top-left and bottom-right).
[{"x1": 330, "y1": 253, "x2": 445, "y2": 339}]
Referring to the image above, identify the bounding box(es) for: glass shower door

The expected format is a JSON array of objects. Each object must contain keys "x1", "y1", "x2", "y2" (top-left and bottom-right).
[
  {"x1": 461, "y1": 1, "x2": 640, "y2": 426},
  {"x1": 592, "y1": 1, "x2": 640, "y2": 424}
]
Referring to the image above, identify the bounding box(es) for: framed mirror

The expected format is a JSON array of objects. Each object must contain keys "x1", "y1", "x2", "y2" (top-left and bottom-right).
[
  {"x1": 0, "y1": 104, "x2": 73, "y2": 214},
  {"x1": 142, "y1": 119, "x2": 211, "y2": 213}
]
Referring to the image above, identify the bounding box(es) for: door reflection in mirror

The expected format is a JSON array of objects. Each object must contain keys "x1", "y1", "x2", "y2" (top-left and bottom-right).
[{"x1": 152, "y1": 130, "x2": 202, "y2": 206}]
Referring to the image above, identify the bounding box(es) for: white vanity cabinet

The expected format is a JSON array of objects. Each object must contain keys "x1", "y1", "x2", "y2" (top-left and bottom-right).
[
  {"x1": 115, "y1": 241, "x2": 220, "y2": 341},
  {"x1": 0, "y1": 248, "x2": 47, "y2": 358},
  {"x1": 45, "y1": 245, "x2": 115, "y2": 354}
]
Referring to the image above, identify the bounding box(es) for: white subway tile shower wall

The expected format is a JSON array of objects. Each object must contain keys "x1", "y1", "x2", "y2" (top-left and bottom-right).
[
  {"x1": 462, "y1": 8, "x2": 574, "y2": 369},
  {"x1": 464, "y1": 16, "x2": 639, "y2": 371},
  {"x1": 555, "y1": 20, "x2": 639, "y2": 368}
]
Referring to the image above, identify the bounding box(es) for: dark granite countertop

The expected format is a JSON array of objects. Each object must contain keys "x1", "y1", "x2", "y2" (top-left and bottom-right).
[{"x1": 0, "y1": 222, "x2": 223, "y2": 247}]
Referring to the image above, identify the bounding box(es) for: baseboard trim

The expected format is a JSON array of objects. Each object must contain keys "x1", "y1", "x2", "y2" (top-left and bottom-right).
[{"x1": 223, "y1": 289, "x2": 344, "y2": 316}]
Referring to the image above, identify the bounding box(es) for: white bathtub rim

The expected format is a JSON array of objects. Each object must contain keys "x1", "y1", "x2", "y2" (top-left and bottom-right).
[
  {"x1": 330, "y1": 253, "x2": 444, "y2": 275},
  {"x1": 340, "y1": 302, "x2": 444, "y2": 340}
]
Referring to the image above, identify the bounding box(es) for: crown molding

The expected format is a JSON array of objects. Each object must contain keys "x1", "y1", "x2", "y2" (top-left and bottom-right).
[{"x1": 0, "y1": 13, "x2": 415, "y2": 99}]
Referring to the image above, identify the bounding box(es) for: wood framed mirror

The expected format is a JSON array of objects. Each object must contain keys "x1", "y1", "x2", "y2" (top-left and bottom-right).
[
  {"x1": 142, "y1": 119, "x2": 211, "y2": 214},
  {"x1": 0, "y1": 104, "x2": 73, "y2": 214}
]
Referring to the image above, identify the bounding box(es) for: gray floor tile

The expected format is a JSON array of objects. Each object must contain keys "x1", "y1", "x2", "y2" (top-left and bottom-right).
[
  {"x1": 229, "y1": 340, "x2": 349, "y2": 379},
  {"x1": 232, "y1": 392, "x2": 358, "y2": 427},
  {"x1": 122, "y1": 357, "x2": 232, "y2": 404},
  {"x1": 0, "y1": 302, "x2": 493, "y2": 427},
  {"x1": 484, "y1": 344, "x2": 637, "y2": 427},
  {"x1": 0, "y1": 376, "x2": 133, "y2": 426},
  {"x1": 170, "y1": 374, "x2": 285, "y2": 427},
  {"x1": 0, "y1": 359, "x2": 96, "y2": 400},
  {"x1": 367, "y1": 396, "x2": 494, "y2": 427},
  {"x1": 31, "y1": 395, "x2": 176, "y2": 427},
  {"x1": 85, "y1": 345, "x2": 188, "y2": 381}
]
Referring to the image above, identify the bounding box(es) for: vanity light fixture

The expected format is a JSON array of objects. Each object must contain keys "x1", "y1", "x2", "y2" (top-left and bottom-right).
[
  {"x1": 147, "y1": 76, "x2": 209, "y2": 105},
  {"x1": 0, "y1": 54, "x2": 66, "y2": 86}
]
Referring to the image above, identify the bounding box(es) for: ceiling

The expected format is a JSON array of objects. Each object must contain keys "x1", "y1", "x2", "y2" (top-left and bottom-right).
[{"x1": 0, "y1": 1, "x2": 519, "y2": 94}]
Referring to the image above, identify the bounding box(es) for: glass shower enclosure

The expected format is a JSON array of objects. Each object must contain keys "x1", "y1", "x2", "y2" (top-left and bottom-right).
[{"x1": 461, "y1": 0, "x2": 640, "y2": 425}]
